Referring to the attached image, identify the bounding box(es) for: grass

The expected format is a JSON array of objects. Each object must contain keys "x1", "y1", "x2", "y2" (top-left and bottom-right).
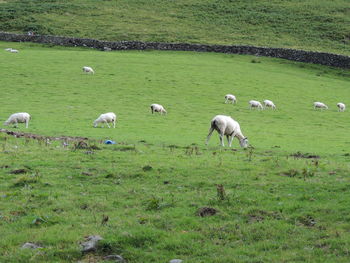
[
  {"x1": 0, "y1": 41, "x2": 350, "y2": 262},
  {"x1": 0, "y1": 0, "x2": 349, "y2": 55}
]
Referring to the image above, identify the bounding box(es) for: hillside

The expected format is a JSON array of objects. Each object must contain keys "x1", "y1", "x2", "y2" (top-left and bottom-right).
[
  {"x1": 0, "y1": 0, "x2": 349, "y2": 55},
  {"x1": 1, "y1": 42, "x2": 350, "y2": 262}
]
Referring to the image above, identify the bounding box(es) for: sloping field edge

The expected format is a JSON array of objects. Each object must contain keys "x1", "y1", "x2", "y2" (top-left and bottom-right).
[
  {"x1": 0, "y1": 128, "x2": 88, "y2": 142},
  {"x1": 0, "y1": 32, "x2": 349, "y2": 68}
]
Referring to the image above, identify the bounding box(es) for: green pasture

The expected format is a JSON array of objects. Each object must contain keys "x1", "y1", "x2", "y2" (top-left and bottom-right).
[
  {"x1": 0, "y1": 42, "x2": 350, "y2": 262},
  {"x1": 0, "y1": 41, "x2": 349, "y2": 154}
]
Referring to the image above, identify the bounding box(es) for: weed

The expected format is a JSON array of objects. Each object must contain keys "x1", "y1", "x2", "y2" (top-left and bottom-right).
[{"x1": 216, "y1": 184, "x2": 227, "y2": 201}]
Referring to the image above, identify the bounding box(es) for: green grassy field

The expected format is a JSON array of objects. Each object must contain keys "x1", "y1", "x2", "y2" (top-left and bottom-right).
[
  {"x1": 0, "y1": 0, "x2": 349, "y2": 55},
  {"x1": 1, "y1": 42, "x2": 350, "y2": 262}
]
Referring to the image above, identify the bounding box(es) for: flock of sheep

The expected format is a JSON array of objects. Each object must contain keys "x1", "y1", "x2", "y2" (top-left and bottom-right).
[{"x1": 3, "y1": 53, "x2": 347, "y2": 148}]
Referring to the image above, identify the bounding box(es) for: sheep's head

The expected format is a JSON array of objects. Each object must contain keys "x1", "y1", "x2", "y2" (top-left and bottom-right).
[
  {"x1": 3, "y1": 121, "x2": 9, "y2": 126},
  {"x1": 240, "y1": 137, "x2": 249, "y2": 148},
  {"x1": 93, "y1": 120, "x2": 98, "y2": 128}
]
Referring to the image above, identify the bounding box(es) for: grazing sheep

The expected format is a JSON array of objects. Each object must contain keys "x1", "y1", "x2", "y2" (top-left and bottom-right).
[
  {"x1": 314, "y1": 102, "x2": 328, "y2": 110},
  {"x1": 249, "y1": 100, "x2": 263, "y2": 110},
  {"x1": 5, "y1": 48, "x2": 12, "y2": 51},
  {"x1": 206, "y1": 115, "x2": 248, "y2": 148},
  {"x1": 150, "y1": 104, "x2": 167, "y2": 115},
  {"x1": 10, "y1": 49, "x2": 19, "y2": 53},
  {"x1": 225, "y1": 94, "x2": 237, "y2": 104},
  {"x1": 4, "y1": 112, "x2": 31, "y2": 128},
  {"x1": 82, "y1": 66, "x2": 94, "y2": 74},
  {"x1": 93, "y1": 112, "x2": 117, "y2": 128},
  {"x1": 337, "y1": 103, "x2": 346, "y2": 112},
  {"x1": 263, "y1": 99, "x2": 276, "y2": 109}
]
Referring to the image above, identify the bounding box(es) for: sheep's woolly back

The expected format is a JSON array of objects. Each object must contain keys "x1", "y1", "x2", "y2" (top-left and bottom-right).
[{"x1": 5, "y1": 112, "x2": 31, "y2": 124}]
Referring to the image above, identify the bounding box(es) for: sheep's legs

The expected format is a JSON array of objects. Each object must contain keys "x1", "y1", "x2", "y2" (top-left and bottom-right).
[
  {"x1": 206, "y1": 128, "x2": 214, "y2": 145},
  {"x1": 113, "y1": 120, "x2": 116, "y2": 128},
  {"x1": 104, "y1": 120, "x2": 111, "y2": 128},
  {"x1": 25, "y1": 120, "x2": 29, "y2": 128},
  {"x1": 228, "y1": 135, "x2": 234, "y2": 147},
  {"x1": 225, "y1": 99, "x2": 228, "y2": 104},
  {"x1": 219, "y1": 133, "x2": 225, "y2": 147}
]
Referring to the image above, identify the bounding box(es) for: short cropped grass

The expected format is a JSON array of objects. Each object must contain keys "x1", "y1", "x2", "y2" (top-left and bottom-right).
[{"x1": 0, "y1": 42, "x2": 350, "y2": 262}]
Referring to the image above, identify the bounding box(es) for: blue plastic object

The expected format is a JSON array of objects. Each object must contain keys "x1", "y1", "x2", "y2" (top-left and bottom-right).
[{"x1": 104, "y1": 140, "x2": 116, "y2": 145}]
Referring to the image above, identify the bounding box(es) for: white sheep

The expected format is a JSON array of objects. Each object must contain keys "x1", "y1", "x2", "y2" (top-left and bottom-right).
[
  {"x1": 93, "y1": 112, "x2": 117, "y2": 128},
  {"x1": 150, "y1": 104, "x2": 167, "y2": 115},
  {"x1": 10, "y1": 49, "x2": 19, "y2": 53},
  {"x1": 206, "y1": 115, "x2": 248, "y2": 147},
  {"x1": 337, "y1": 103, "x2": 346, "y2": 112},
  {"x1": 82, "y1": 66, "x2": 94, "y2": 74},
  {"x1": 4, "y1": 112, "x2": 31, "y2": 128},
  {"x1": 5, "y1": 48, "x2": 12, "y2": 51},
  {"x1": 263, "y1": 99, "x2": 276, "y2": 109},
  {"x1": 249, "y1": 100, "x2": 263, "y2": 110},
  {"x1": 314, "y1": 102, "x2": 328, "y2": 110},
  {"x1": 225, "y1": 94, "x2": 237, "y2": 104}
]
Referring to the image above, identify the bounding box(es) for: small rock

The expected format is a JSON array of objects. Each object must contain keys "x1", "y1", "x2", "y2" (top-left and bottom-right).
[
  {"x1": 32, "y1": 217, "x2": 47, "y2": 225},
  {"x1": 169, "y1": 260, "x2": 183, "y2": 263},
  {"x1": 21, "y1": 242, "x2": 43, "y2": 249},
  {"x1": 103, "y1": 254, "x2": 125, "y2": 262},
  {"x1": 81, "y1": 235, "x2": 103, "y2": 253}
]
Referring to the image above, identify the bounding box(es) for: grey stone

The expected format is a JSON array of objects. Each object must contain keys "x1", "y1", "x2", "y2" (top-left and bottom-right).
[
  {"x1": 103, "y1": 254, "x2": 125, "y2": 262},
  {"x1": 21, "y1": 242, "x2": 43, "y2": 249},
  {"x1": 169, "y1": 260, "x2": 183, "y2": 263},
  {"x1": 0, "y1": 32, "x2": 349, "y2": 68},
  {"x1": 81, "y1": 235, "x2": 103, "y2": 253}
]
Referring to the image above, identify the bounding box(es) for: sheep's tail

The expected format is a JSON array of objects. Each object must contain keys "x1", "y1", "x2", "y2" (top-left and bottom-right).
[{"x1": 211, "y1": 119, "x2": 218, "y2": 129}]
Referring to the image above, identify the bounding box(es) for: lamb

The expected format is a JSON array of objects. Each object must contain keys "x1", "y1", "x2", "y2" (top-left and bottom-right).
[
  {"x1": 82, "y1": 66, "x2": 94, "y2": 74},
  {"x1": 206, "y1": 115, "x2": 248, "y2": 147},
  {"x1": 4, "y1": 112, "x2": 31, "y2": 128},
  {"x1": 337, "y1": 103, "x2": 346, "y2": 112},
  {"x1": 314, "y1": 102, "x2": 328, "y2": 110},
  {"x1": 150, "y1": 104, "x2": 167, "y2": 115},
  {"x1": 263, "y1": 99, "x2": 276, "y2": 109},
  {"x1": 93, "y1": 112, "x2": 117, "y2": 128},
  {"x1": 224, "y1": 94, "x2": 237, "y2": 104},
  {"x1": 249, "y1": 100, "x2": 263, "y2": 110}
]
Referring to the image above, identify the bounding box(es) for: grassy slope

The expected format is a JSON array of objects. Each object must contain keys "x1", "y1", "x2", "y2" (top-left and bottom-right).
[
  {"x1": 0, "y1": 42, "x2": 350, "y2": 262},
  {"x1": 0, "y1": 0, "x2": 349, "y2": 55}
]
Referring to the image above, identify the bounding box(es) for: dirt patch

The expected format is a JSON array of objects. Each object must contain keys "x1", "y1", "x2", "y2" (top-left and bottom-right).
[
  {"x1": 113, "y1": 146, "x2": 136, "y2": 152},
  {"x1": 247, "y1": 209, "x2": 282, "y2": 223},
  {"x1": 0, "y1": 128, "x2": 88, "y2": 142},
  {"x1": 142, "y1": 165, "x2": 153, "y2": 172},
  {"x1": 280, "y1": 169, "x2": 298, "y2": 177},
  {"x1": 197, "y1": 207, "x2": 218, "y2": 217},
  {"x1": 298, "y1": 215, "x2": 316, "y2": 227},
  {"x1": 10, "y1": 168, "x2": 28, "y2": 174},
  {"x1": 290, "y1": 151, "x2": 320, "y2": 159}
]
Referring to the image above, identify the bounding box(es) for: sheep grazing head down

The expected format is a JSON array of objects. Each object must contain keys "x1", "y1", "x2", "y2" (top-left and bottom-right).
[{"x1": 239, "y1": 137, "x2": 249, "y2": 148}]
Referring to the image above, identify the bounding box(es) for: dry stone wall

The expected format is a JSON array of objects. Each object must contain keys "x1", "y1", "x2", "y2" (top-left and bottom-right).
[{"x1": 1, "y1": 32, "x2": 349, "y2": 68}]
